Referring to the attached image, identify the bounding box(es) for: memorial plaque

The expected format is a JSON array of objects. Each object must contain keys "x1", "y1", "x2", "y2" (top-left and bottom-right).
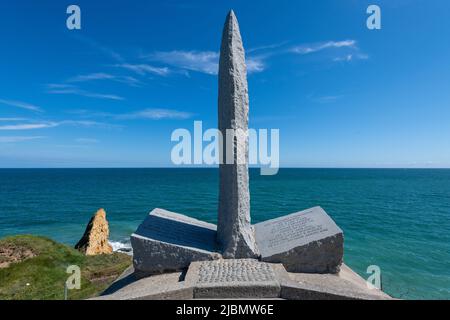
[
  {"x1": 185, "y1": 259, "x2": 281, "y2": 298},
  {"x1": 254, "y1": 207, "x2": 344, "y2": 274},
  {"x1": 131, "y1": 209, "x2": 221, "y2": 276},
  {"x1": 134, "y1": 209, "x2": 217, "y2": 252}
]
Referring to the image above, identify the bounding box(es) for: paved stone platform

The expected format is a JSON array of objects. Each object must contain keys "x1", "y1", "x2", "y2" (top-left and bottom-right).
[{"x1": 94, "y1": 261, "x2": 392, "y2": 300}]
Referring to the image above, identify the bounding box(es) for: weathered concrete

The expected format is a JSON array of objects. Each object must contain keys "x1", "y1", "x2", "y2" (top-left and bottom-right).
[
  {"x1": 131, "y1": 209, "x2": 221, "y2": 276},
  {"x1": 92, "y1": 268, "x2": 193, "y2": 300},
  {"x1": 254, "y1": 207, "x2": 343, "y2": 273},
  {"x1": 96, "y1": 261, "x2": 391, "y2": 300},
  {"x1": 338, "y1": 264, "x2": 391, "y2": 299},
  {"x1": 217, "y1": 10, "x2": 259, "y2": 259},
  {"x1": 186, "y1": 259, "x2": 281, "y2": 299},
  {"x1": 282, "y1": 264, "x2": 391, "y2": 300}
]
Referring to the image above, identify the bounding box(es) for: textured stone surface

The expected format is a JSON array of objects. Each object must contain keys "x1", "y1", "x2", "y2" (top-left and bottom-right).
[
  {"x1": 217, "y1": 10, "x2": 259, "y2": 259},
  {"x1": 75, "y1": 208, "x2": 113, "y2": 256},
  {"x1": 186, "y1": 259, "x2": 280, "y2": 298},
  {"x1": 92, "y1": 268, "x2": 193, "y2": 300},
  {"x1": 282, "y1": 267, "x2": 392, "y2": 300},
  {"x1": 254, "y1": 207, "x2": 343, "y2": 273},
  {"x1": 131, "y1": 209, "x2": 221, "y2": 276},
  {"x1": 96, "y1": 263, "x2": 391, "y2": 300},
  {"x1": 197, "y1": 259, "x2": 276, "y2": 283}
]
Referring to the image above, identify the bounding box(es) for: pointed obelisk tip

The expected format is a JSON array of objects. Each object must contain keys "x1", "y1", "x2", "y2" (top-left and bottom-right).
[{"x1": 226, "y1": 10, "x2": 237, "y2": 22}]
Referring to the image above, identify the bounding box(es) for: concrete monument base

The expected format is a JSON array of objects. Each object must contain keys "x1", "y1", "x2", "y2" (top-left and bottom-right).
[
  {"x1": 132, "y1": 207, "x2": 344, "y2": 276},
  {"x1": 94, "y1": 261, "x2": 391, "y2": 300}
]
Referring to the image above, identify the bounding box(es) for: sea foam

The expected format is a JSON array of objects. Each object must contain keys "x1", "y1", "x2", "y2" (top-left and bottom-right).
[{"x1": 109, "y1": 240, "x2": 133, "y2": 255}]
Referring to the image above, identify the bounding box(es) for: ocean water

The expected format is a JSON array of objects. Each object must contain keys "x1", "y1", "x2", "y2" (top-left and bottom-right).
[{"x1": 0, "y1": 168, "x2": 449, "y2": 299}]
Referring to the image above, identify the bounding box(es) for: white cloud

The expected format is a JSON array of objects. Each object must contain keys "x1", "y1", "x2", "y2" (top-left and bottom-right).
[
  {"x1": 334, "y1": 55, "x2": 354, "y2": 62},
  {"x1": 0, "y1": 122, "x2": 58, "y2": 130},
  {"x1": 69, "y1": 73, "x2": 116, "y2": 82},
  {"x1": 68, "y1": 73, "x2": 141, "y2": 86},
  {"x1": 0, "y1": 136, "x2": 45, "y2": 143},
  {"x1": 147, "y1": 51, "x2": 219, "y2": 75},
  {"x1": 290, "y1": 40, "x2": 369, "y2": 63},
  {"x1": 59, "y1": 120, "x2": 121, "y2": 129},
  {"x1": 0, "y1": 99, "x2": 42, "y2": 112},
  {"x1": 145, "y1": 50, "x2": 265, "y2": 75},
  {"x1": 247, "y1": 41, "x2": 289, "y2": 53},
  {"x1": 47, "y1": 84, "x2": 73, "y2": 89},
  {"x1": 291, "y1": 40, "x2": 357, "y2": 54},
  {"x1": 114, "y1": 64, "x2": 170, "y2": 76},
  {"x1": 142, "y1": 40, "x2": 362, "y2": 76},
  {"x1": 0, "y1": 118, "x2": 27, "y2": 121},
  {"x1": 65, "y1": 108, "x2": 193, "y2": 122},
  {"x1": 247, "y1": 58, "x2": 266, "y2": 74},
  {"x1": 75, "y1": 138, "x2": 99, "y2": 144},
  {"x1": 333, "y1": 53, "x2": 369, "y2": 62},
  {"x1": 143, "y1": 40, "x2": 361, "y2": 76},
  {"x1": 118, "y1": 108, "x2": 193, "y2": 120},
  {"x1": 46, "y1": 84, "x2": 124, "y2": 101},
  {"x1": 0, "y1": 119, "x2": 117, "y2": 131}
]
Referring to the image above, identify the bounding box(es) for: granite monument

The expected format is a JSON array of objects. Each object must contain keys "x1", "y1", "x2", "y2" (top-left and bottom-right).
[
  {"x1": 217, "y1": 10, "x2": 259, "y2": 259},
  {"x1": 131, "y1": 10, "x2": 344, "y2": 277}
]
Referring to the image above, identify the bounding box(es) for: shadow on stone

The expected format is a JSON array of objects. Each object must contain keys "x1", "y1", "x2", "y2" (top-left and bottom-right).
[{"x1": 101, "y1": 267, "x2": 137, "y2": 295}]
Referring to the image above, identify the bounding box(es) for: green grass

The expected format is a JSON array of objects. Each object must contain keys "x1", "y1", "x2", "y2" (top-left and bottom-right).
[{"x1": 0, "y1": 235, "x2": 132, "y2": 300}]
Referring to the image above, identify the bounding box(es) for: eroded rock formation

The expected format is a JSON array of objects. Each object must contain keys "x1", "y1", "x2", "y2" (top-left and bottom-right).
[{"x1": 75, "y1": 208, "x2": 113, "y2": 256}]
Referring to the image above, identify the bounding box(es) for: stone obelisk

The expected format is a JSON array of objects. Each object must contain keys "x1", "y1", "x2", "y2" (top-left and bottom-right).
[{"x1": 217, "y1": 10, "x2": 259, "y2": 259}]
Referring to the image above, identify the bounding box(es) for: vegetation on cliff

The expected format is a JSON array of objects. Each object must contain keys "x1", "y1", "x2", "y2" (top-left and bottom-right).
[{"x1": 0, "y1": 235, "x2": 131, "y2": 300}]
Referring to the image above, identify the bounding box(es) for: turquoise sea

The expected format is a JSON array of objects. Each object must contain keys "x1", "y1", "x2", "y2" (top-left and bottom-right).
[{"x1": 0, "y1": 168, "x2": 449, "y2": 299}]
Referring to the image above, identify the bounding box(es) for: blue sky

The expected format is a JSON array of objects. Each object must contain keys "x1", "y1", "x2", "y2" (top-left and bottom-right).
[{"x1": 0, "y1": 0, "x2": 449, "y2": 168}]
